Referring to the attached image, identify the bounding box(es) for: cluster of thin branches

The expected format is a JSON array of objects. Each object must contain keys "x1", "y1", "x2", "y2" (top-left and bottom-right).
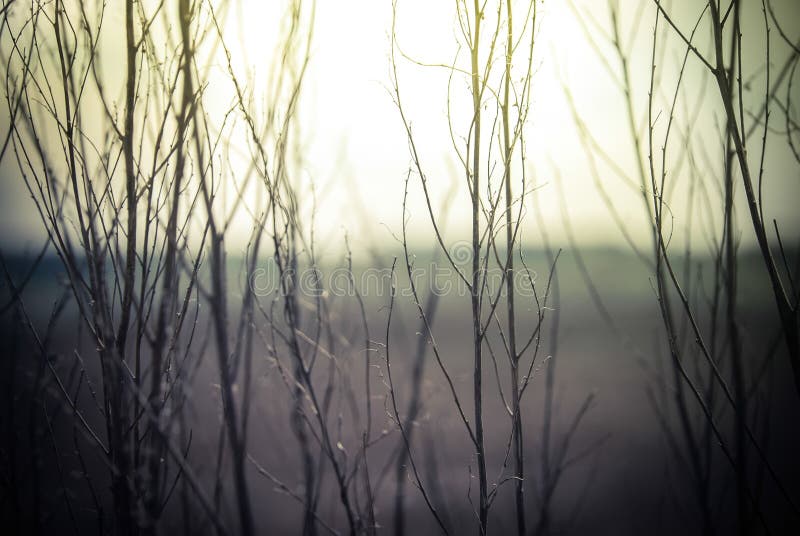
[
  {"x1": 389, "y1": 1, "x2": 600, "y2": 535},
  {"x1": 4, "y1": 0, "x2": 795, "y2": 535},
  {"x1": 563, "y1": 0, "x2": 800, "y2": 534},
  {"x1": 0, "y1": 0, "x2": 381, "y2": 534}
]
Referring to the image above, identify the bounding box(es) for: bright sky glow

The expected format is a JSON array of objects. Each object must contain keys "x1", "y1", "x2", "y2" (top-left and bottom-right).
[{"x1": 1, "y1": 0, "x2": 798, "y2": 257}]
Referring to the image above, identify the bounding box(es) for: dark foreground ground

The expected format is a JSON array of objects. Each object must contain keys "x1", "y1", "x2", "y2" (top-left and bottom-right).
[{"x1": 1, "y1": 246, "x2": 798, "y2": 535}]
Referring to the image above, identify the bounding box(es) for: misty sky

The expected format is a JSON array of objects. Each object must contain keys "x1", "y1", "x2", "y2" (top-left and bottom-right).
[{"x1": 1, "y1": 0, "x2": 798, "y2": 256}]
